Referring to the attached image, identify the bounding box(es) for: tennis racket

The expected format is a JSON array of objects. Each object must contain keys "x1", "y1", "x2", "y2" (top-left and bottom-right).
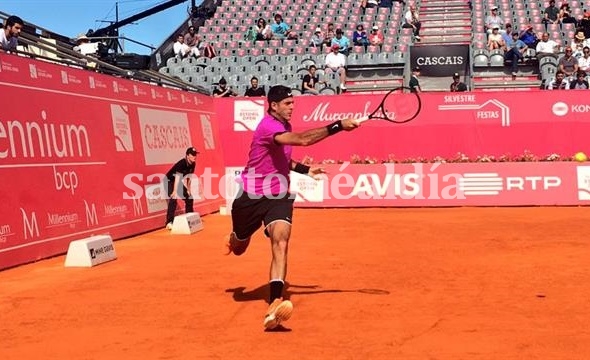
[{"x1": 356, "y1": 86, "x2": 421, "y2": 124}]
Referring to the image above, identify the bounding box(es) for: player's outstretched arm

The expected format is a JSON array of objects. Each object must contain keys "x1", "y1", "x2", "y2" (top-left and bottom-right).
[{"x1": 275, "y1": 118, "x2": 359, "y2": 146}]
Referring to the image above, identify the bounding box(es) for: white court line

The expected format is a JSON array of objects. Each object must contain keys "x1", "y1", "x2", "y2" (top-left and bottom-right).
[{"x1": 0, "y1": 81, "x2": 216, "y2": 114}]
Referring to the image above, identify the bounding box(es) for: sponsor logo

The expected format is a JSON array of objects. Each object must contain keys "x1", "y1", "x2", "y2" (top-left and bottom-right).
[
  {"x1": 113, "y1": 81, "x2": 119, "y2": 93},
  {"x1": 439, "y1": 96, "x2": 511, "y2": 126},
  {"x1": 416, "y1": 56, "x2": 465, "y2": 66},
  {"x1": 552, "y1": 102, "x2": 590, "y2": 116},
  {"x1": 0, "y1": 224, "x2": 15, "y2": 244},
  {"x1": 138, "y1": 108, "x2": 190, "y2": 165},
  {"x1": 200, "y1": 114, "x2": 215, "y2": 150},
  {"x1": 290, "y1": 172, "x2": 325, "y2": 202},
  {"x1": 46, "y1": 211, "x2": 80, "y2": 229},
  {"x1": 459, "y1": 172, "x2": 562, "y2": 196},
  {"x1": 576, "y1": 166, "x2": 590, "y2": 200},
  {"x1": 89, "y1": 243, "x2": 114, "y2": 259},
  {"x1": 233, "y1": 100, "x2": 265, "y2": 131},
  {"x1": 111, "y1": 104, "x2": 134, "y2": 152},
  {"x1": 302, "y1": 102, "x2": 371, "y2": 122},
  {"x1": 144, "y1": 183, "x2": 168, "y2": 213},
  {"x1": 103, "y1": 204, "x2": 129, "y2": 218},
  {"x1": 29, "y1": 64, "x2": 38, "y2": 79}
]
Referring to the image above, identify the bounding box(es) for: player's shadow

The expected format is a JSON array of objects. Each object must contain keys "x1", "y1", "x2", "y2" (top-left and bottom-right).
[{"x1": 225, "y1": 282, "x2": 390, "y2": 304}]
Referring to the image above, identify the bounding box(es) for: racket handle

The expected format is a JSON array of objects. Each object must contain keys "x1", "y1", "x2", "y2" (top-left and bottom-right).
[{"x1": 356, "y1": 116, "x2": 369, "y2": 124}]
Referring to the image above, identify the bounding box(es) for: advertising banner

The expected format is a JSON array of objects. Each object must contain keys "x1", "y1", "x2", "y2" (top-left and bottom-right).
[
  {"x1": 0, "y1": 54, "x2": 224, "y2": 270},
  {"x1": 410, "y1": 44, "x2": 470, "y2": 76},
  {"x1": 216, "y1": 92, "x2": 590, "y2": 167}
]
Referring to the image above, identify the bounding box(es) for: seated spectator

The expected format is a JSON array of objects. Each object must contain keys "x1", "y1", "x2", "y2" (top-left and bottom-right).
[
  {"x1": 403, "y1": 5, "x2": 422, "y2": 41},
  {"x1": 331, "y1": 28, "x2": 351, "y2": 56},
  {"x1": 352, "y1": 24, "x2": 369, "y2": 48},
  {"x1": 542, "y1": 0, "x2": 559, "y2": 26},
  {"x1": 546, "y1": 70, "x2": 570, "y2": 89},
  {"x1": 244, "y1": 77, "x2": 266, "y2": 97},
  {"x1": 558, "y1": 46, "x2": 579, "y2": 78},
  {"x1": 324, "y1": 44, "x2": 347, "y2": 90},
  {"x1": 580, "y1": 11, "x2": 590, "y2": 38},
  {"x1": 558, "y1": 3, "x2": 576, "y2": 24},
  {"x1": 360, "y1": 0, "x2": 379, "y2": 14},
  {"x1": 450, "y1": 73, "x2": 468, "y2": 92},
  {"x1": 519, "y1": 25, "x2": 539, "y2": 49},
  {"x1": 0, "y1": 15, "x2": 23, "y2": 52},
  {"x1": 301, "y1": 65, "x2": 325, "y2": 95},
  {"x1": 255, "y1": 18, "x2": 272, "y2": 41},
  {"x1": 212, "y1": 78, "x2": 238, "y2": 97},
  {"x1": 369, "y1": 25, "x2": 384, "y2": 46},
  {"x1": 501, "y1": 24, "x2": 513, "y2": 44},
  {"x1": 572, "y1": 32, "x2": 588, "y2": 59},
  {"x1": 578, "y1": 46, "x2": 590, "y2": 73},
  {"x1": 73, "y1": 34, "x2": 98, "y2": 55},
  {"x1": 487, "y1": 27, "x2": 504, "y2": 51},
  {"x1": 311, "y1": 27, "x2": 324, "y2": 47},
  {"x1": 536, "y1": 32, "x2": 560, "y2": 60},
  {"x1": 569, "y1": 70, "x2": 589, "y2": 89},
  {"x1": 183, "y1": 26, "x2": 201, "y2": 57},
  {"x1": 485, "y1": 7, "x2": 504, "y2": 34},
  {"x1": 504, "y1": 31, "x2": 528, "y2": 77},
  {"x1": 323, "y1": 23, "x2": 335, "y2": 48},
  {"x1": 173, "y1": 34, "x2": 190, "y2": 58},
  {"x1": 270, "y1": 14, "x2": 297, "y2": 40}
]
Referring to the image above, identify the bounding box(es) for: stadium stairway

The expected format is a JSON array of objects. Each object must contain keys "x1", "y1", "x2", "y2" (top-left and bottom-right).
[{"x1": 412, "y1": 0, "x2": 473, "y2": 91}]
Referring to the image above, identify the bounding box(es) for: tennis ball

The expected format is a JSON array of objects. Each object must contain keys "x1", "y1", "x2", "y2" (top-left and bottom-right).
[{"x1": 574, "y1": 152, "x2": 588, "y2": 162}]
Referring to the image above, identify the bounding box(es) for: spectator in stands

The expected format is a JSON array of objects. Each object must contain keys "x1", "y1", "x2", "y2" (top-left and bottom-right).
[
  {"x1": 501, "y1": 24, "x2": 513, "y2": 44},
  {"x1": 558, "y1": 46, "x2": 579, "y2": 79},
  {"x1": 301, "y1": 65, "x2": 325, "y2": 95},
  {"x1": 244, "y1": 77, "x2": 266, "y2": 97},
  {"x1": 255, "y1": 18, "x2": 272, "y2": 41},
  {"x1": 536, "y1": 32, "x2": 561, "y2": 60},
  {"x1": 504, "y1": 31, "x2": 528, "y2": 77},
  {"x1": 573, "y1": 32, "x2": 588, "y2": 58},
  {"x1": 546, "y1": 69, "x2": 570, "y2": 89},
  {"x1": 558, "y1": 3, "x2": 576, "y2": 24},
  {"x1": 450, "y1": 73, "x2": 468, "y2": 92},
  {"x1": 73, "y1": 34, "x2": 94, "y2": 55},
  {"x1": 578, "y1": 46, "x2": 590, "y2": 74},
  {"x1": 270, "y1": 14, "x2": 297, "y2": 40},
  {"x1": 0, "y1": 15, "x2": 23, "y2": 53},
  {"x1": 331, "y1": 28, "x2": 351, "y2": 56},
  {"x1": 213, "y1": 77, "x2": 238, "y2": 97},
  {"x1": 184, "y1": 26, "x2": 201, "y2": 58},
  {"x1": 485, "y1": 7, "x2": 504, "y2": 34},
  {"x1": 173, "y1": 33, "x2": 198, "y2": 59},
  {"x1": 542, "y1": 0, "x2": 559, "y2": 26},
  {"x1": 487, "y1": 27, "x2": 504, "y2": 51},
  {"x1": 569, "y1": 70, "x2": 589, "y2": 89},
  {"x1": 409, "y1": 66, "x2": 421, "y2": 92},
  {"x1": 369, "y1": 25, "x2": 384, "y2": 46},
  {"x1": 311, "y1": 28, "x2": 324, "y2": 47},
  {"x1": 519, "y1": 25, "x2": 539, "y2": 49},
  {"x1": 360, "y1": 0, "x2": 379, "y2": 14},
  {"x1": 324, "y1": 44, "x2": 347, "y2": 91},
  {"x1": 580, "y1": 11, "x2": 590, "y2": 38},
  {"x1": 323, "y1": 23, "x2": 336, "y2": 48},
  {"x1": 403, "y1": 5, "x2": 422, "y2": 41},
  {"x1": 353, "y1": 24, "x2": 369, "y2": 48}
]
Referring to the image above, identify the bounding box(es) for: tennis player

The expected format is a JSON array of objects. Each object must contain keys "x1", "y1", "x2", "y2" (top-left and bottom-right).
[{"x1": 226, "y1": 85, "x2": 361, "y2": 330}]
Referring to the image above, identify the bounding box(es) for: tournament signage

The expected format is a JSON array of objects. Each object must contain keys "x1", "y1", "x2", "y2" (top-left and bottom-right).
[{"x1": 410, "y1": 44, "x2": 470, "y2": 77}]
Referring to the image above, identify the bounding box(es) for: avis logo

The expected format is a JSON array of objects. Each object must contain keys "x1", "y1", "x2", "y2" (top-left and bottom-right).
[
  {"x1": 438, "y1": 99, "x2": 511, "y2": 126},
  {"x1": 459, "y1": 173, "x2": 561, "y2": 196},
  {"x1": 233, "y1": 100, "x2": 265, "y2": 131}
]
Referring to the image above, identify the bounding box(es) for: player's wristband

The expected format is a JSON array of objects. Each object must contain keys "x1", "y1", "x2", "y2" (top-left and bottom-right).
[
  {"x1": 326, "y1": 120, "x2": 343, "y2": 135},
  {"x1": 293, "y1": 163, "x2": 310, "y2": 174}
]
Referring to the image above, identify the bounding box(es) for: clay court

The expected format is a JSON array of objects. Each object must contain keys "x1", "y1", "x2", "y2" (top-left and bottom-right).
[{"x1": 1, "y1": 207, "x2": 590, "y2": 359}]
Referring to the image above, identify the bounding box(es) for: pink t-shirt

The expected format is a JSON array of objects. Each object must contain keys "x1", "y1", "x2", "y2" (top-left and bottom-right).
[{"x1": 239, "y1": 114, "x2": 292, "y2": 196}]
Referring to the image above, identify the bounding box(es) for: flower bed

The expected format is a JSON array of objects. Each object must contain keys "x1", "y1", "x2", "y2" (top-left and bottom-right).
[{"x1": 301, "y1": 151, "x2": 582, "y2": 165}]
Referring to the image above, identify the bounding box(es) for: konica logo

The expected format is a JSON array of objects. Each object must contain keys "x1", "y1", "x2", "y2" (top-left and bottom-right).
[{"x1": 552, "y1": 102, "x2": 569, "y2": 116}]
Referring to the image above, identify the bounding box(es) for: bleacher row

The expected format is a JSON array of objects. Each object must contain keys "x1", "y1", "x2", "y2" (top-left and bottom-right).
[
  {"x1": 470, "y1": 0, "x2": 587, "y2": 86},
  {"x1": 158, "y1": 0, "x2": 412, "y2": 94}
]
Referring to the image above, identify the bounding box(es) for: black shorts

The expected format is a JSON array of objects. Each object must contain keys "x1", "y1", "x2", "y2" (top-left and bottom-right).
[{"x1": 231, "y1": 188, "x2": 294, "y2": 239}]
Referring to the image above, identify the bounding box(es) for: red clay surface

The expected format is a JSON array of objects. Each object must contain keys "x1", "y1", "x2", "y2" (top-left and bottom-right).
[{"x1": 1, "y1": 207, "x2": 590, "y2": 359}]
